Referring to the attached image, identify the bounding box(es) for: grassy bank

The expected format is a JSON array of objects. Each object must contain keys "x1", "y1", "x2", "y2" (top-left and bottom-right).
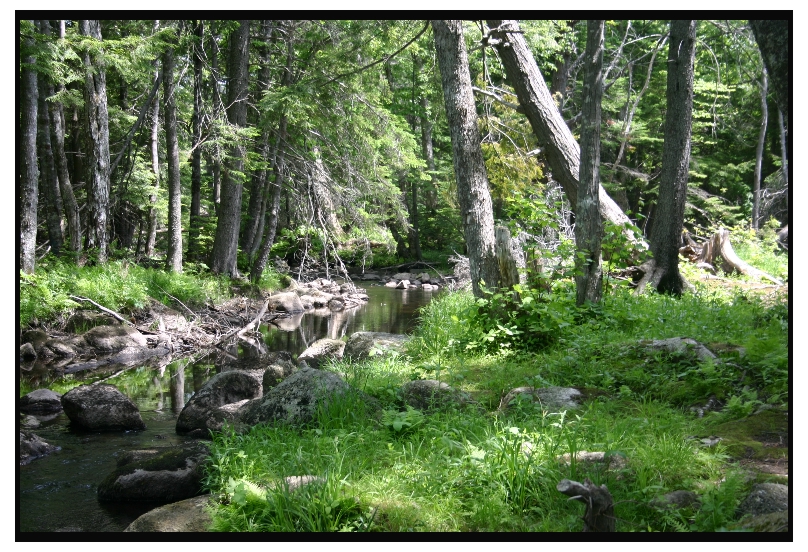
[{"x1": 201, "y1": 275, "x2": 788, "y2": 532}]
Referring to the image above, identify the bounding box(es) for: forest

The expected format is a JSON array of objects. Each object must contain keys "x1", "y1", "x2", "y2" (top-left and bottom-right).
[{"x1": 18, "y1": 19, "x2": 789, "y2": 534}]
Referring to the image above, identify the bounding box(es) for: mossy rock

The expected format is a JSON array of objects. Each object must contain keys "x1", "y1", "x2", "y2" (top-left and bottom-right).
[{"x1": 708, "y1": 409, "x2": 788, "y2": 460}]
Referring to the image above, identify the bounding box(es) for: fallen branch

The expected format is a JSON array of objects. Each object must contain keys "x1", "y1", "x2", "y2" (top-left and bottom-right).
[
  {"x1": 69, "y1": 295, "x2": 134, "y2": 326},
  {"x1": 152, "y1": 284, "x2": 198, "y2": 321}
]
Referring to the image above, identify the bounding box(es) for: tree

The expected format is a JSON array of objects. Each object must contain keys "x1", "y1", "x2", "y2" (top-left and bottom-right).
[
  {"x1": 575, "y1": 20, "x2": 604, "y2": 306},
  {"x1": 644, "y1": 20, "x2": 697, "y2": 296},
  {"x1": 432, "y1": 20, "x2": 501, "y2": 298},
  {"x1": 80, "y1": 20, "x2": 111, "y2": 263},
  {"x1": 187, "y1": 20, "x2": 205, "y2": 262},
  {"x1": 162, "y1": 24, "x2": 182, "y2": 272},
  {"x1": 752, "y1": 66, "x2": 768, "y2": 229},
  {"x1": 211, "y1": 20, "x2": 251, "y2": 276},
  {"x1": 485, "y1": 20, "x2": 637, "y2": 239},
  {"x1": 19, "y1": 20, "x2": 39, "y2": 274}
]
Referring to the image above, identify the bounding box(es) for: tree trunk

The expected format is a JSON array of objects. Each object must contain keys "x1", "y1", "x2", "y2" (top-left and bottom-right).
[
  {"x1": 210, "y1": 29, "x2": 223, "y2": 217},
  {"x1": 145, "y1": 68, "x2": 160, "y2": 259},
  {"x1": 575, "y1": 20, "x2": 604, "y2": 306},
  {"x1": 752, "y1": 67, "x2": 768, "y2": 230},
  {"x1": 433, "y1": 20, "x2": 501, "y2": 297},
  {"x1": 37, "y1": 69, "x2": 64, "y2": 257},
  {"x1": 211, "y1": 20, "x2": 251, "y2": 277},
  {"x1": 647, "y1": 20, "x2": 697, "y2": 296},
  {"x1": 163, "y1": 33, "x2": 182, "y2": 272},
  {"x1": 749, "y1": 20, "x2": 788, "y2": 130},
  {"x1": 485, "y1": 20, "x2": 638, "y2": 243},
  {"x1": 557, "y1": 478, "x2": 615, "y2": 532},
  {"x1": 778, "y1": 108, "x2": 788, "y2": 226},
  {"x1": 419, "y1": 86, "x2": 437, "y2": 214},
  {"x1": 80, "y1": 20, "x2": 111, "y2": 263},
  {"x1": 681, "y1": 228, "x2": 783, "y2": 285},
  {"x1": 187, "y1": 20, "x2": 204, "y2": 262},
  {"x1": 20, "y1": 21, "x2": 39, "y2": 274}
]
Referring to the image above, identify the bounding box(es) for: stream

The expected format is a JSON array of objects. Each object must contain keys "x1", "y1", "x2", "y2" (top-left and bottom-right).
[{"x1": 18, "y1": 285, "x2": 437, "y2": 533}]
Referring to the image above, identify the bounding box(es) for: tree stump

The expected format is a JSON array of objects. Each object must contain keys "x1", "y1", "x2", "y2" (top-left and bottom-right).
[{"x1": 557, "y1": 478, "x2": 615, "y2": 532}]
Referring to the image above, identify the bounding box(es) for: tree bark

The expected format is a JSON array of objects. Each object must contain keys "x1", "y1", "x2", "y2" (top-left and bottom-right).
[
  {"x1": 80, "y1": 20, "x2": 111, "y2": 263},
  {"x1": 433, "y1": 20, "x2": 501, "y2": 297},
  {"x1": 575, "y1": 20, "x2": 604, "y2": 306},
  {"x1": 485, "y1": 20, "x2": 638, "y2": 242},
  {"x1": 145, "y1": 66, "x2": 160, "y2": 259},
  {"x1": 20, "y1": 20, "x2": 39, "y2": 273},
  {"x1": 188, "y1": 20, "x2": 204, "y2": 262},
  {"x1": 37, "y1": 69, "x2": 64, "y2": 257},
  {"x1": 163, "y1": 30, "x2": 182, "y2": 272},
  {"x1": 648, "y1": 20, "x2": 697, "y2": 296},
  {"x1": 749, "y1": 20, "x2": 788, "y2": 129},
  {"x1": 211, "y1": 20, "x2": 251, "y2": 276},
  {"x1": 752, "y1": 67, "x2": 768, "y2": 230},
  {"x1": 777, "y1": 108, "x2": 788, "y2": 225}
]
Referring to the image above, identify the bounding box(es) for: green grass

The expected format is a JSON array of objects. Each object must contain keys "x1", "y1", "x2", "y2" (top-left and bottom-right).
[
  {"x1": 19, "y1": 258, "x2": 283, "y2": 328},
  {"x1": 202, "y1": 275, "x2": 788, "y2": 532}
]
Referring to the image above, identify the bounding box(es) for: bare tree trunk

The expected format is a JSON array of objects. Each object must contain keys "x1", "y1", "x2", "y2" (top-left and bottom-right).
[
  {"x1": 188, "y1": 20, "x2": 204, "y2": 262},
  {"x1": 647, "y1": 20, "x2": 697, "y2": 296},
  {"x1": 752, "y1": 66, "x2": 768, "y2": 230},
  {"x1": 163, "y1": 31, "x2": 182, "y2": 272},
  {"x1": 575, "y1": 20, "x2": 604, "y2": 306},
  {"x1": 145, "y1": 67, "x2": 160, "y2": 259},
  {"x1": 778, "y1": 108, "x2": 788, "y2": 225},
  {"x1": 210, "y1": 29, "x2": 223, "y2": 217},
  {"x1": 486, "y1": 20, "x2": 638, "y2": 244},
  {"x1": 211, "y1": 20, "x2": 251, "y2": 276},
  {"x1": 433, "y1": 20, "x2": 501, "y2": 297},
  {"x1": 20, "y1": 21, "x2": 39, "y2": 273},
  {"x1": 80, "y1": 20, "x2": 111, "y2": 263},
  {"x1": 37, "y1": 69, "x2": 64, "y2": 257}
]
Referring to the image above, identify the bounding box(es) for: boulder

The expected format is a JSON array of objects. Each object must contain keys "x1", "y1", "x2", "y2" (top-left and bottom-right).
[
  {"x1": 176, "y1": 370, "x2": 263, "y2": 437},
  {"x1": 20, "y1": 342, "x2": 37, "y2": 361},
  {"x1": 498, "y1": 386, "x2": 582, "y2": 413},
  {"x1": 263, "y1": 359, "x2": 298, "y2": 389},
  {"x1": 308, "y1": 290, "x2": 335, "y2": 308},
  {"x1": 384, "y1": 281, "x2": 398, "y2": 288},
  {"x1": 19, "y1": 430, "x2": 59, "y2": 465},
  {"x1": 298, "y1": 295, "x2": 315, "y2": 310},
  {"x1": 399, "y1": 380, "x2": 474, "y2": 412},
  {"x1": 344, "y1": 332, "x2": 408, "y2": 361},
  {"x1": 124, "y1": 495, "x2": 213, "y2": 532},
  {"x1": 393, "y1": 272, "x2": 412, "y2": 281},
  {"x1": 267, "y1": 292, "x2": 305, "y2": 314},
  {"x1": 43, "y1": 339, "x2": 78, "y2": 358},
  {"x1": 21, "y1": 329, "x2": 49, "y2": 351},
  {"x1": 641, "y1": 337, "x2": 718, "y2": 364},
  {"x1": 82, "y1": 325, "x2": 148, "y2": 353},
  {"x1": 61, "y1": 384, "x2": 146, "y2": 431},
  {"x1": 328, "y1": 298, "x2": 345, "y2": 311},
  {"x1": 359, "y1": 273, "x2": 380, "y2": 281},
  {"x1": 19, "y1": 388, "x2": 63, "y2": 414},
  {"x1": 737, "y1": 483, "x2": 789, "y2": 517},
  {"x1": 97, "y1": 442, "x2": 209, "y2": 503},
  {"x1": 395, "y1": 280, "x2": 410, "y2": 289},
  {"x1": 555, "y1": 450, "x2": 629, "y2": 471},
  {"x1": 65, "y1": 311, "x2": 115, "y2": 333},
  {"x1": 297, "y1": 338, "x2": 345, "y2": 369},
  {"x1": 20, "y1": 415, "x2": 40, "y2": 429},
  {"x1": 240, "y1": 367, "x2": 372, "y2": 427},
  {"x1": 649, "y1": 490, "x2": 700, "y2": 511}
]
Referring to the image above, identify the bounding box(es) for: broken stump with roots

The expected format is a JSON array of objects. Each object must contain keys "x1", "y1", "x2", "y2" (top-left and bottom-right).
[{"x1": 557, "y1": 478, "x2": 615, "y2": 532}]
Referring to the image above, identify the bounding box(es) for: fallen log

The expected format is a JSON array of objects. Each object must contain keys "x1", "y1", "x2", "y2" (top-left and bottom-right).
[{"x1": 69, "y1": 295, "x2": 134, "y2": 326}]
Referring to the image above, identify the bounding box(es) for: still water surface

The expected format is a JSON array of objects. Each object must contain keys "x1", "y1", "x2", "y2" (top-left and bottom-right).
[{"x1": 18, "y1": 285, "x2": 436, "y2": 533}]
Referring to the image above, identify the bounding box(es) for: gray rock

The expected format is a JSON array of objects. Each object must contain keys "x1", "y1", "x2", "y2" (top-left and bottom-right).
[
  {"x1": 395, "y1": 280, "x2": 410, "y2": 289},
  {"x1": 737, "y1": 483, "x2": 789, "y2": 517},
  {"x1": 21, "y1": 329, "x2": 49, "y2": 350},
  {"x1": 19, "y1": 342, "x2": 37, "y2": 360},
  {"x1": 263, "y1": 360, "x2": 298, "y2": 389},
  {"x1": 43, "y1": 339, "x2": 78, "y2": 357},
  {"x1": 124, "y1": 495, "x2": 213, "y2": 532},
  {"x1": 308, "y1": 290, "x2": 335, "y2": 308},
  {"x1": 267, "y1": 291, "x2": 305, "y2": 314},
  {"x1": 240, "y1": 367, "x2": 373, "y2": 427},
  {"x1": 98, "y1": 442, "x2": 209, "y2": 503},
  {"x1": 19, "y1": 388, "x2": 63, "y2": 414},
  {"x1": 65, "y1": 311, "x2": 115, "y2": 333},
  {"x1": 297, "y1": 338, "x2": 345, "y2": 369},
  {"x1": 344, "y1": 332, "x2": 408, "y2": 361},
  {"x1": 384, "y1": 281, "x2": 398, "y2": 288},
  {"x1": 82, "y1": 325, "x2": 148, "y2": 353},
  {"x1": 734, "y1": 510, "x2": 789, "y2": 532},
  {"x1": 642, "y1": 337, "x2": 718, "y2": 364},
  {"x1": 176, "y1": 370, "x2": 263, "y2": 437},
  {"x1": 20, "y1": 430, "x2": 59, "y2": 465},
  {"x1": 393, "y1": 272, "x2": 412, "y2": 281},
  {"x1": 359, "y1": 273, "x2": 380, "y2": 281},
  {"x1": 61, "y1": 384, "x2": 145, "y2": 431},
  {"x1": 499, "y1": 386, "x2": 582, "y2": 413},
  {"x1": 649, "y1": 490, "x2": 700, "y2": 510},
  {"x1": 400, "y1": 380, "x2": 474, "y2": 412},
  {"x1": 328, "y1": 298, "x2": 345, "y2": 311},
  {"x1": 20, "y1": 415, "x2": 40, "y2": 429}
]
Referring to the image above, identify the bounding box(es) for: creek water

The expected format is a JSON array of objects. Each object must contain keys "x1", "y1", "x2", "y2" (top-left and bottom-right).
[{"x1": 18, "y1": 285, "x2": 437, "y2": 533}]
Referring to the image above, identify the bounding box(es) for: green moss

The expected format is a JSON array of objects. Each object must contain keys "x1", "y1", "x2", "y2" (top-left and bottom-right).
[{"x1": 707, "y1": 409, "x2": 788, "y2": 460}]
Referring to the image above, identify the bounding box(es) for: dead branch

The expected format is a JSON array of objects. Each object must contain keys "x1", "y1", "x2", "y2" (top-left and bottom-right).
[{"x1": 557, "y1": 478, "x2": 615, "y2": 532}]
